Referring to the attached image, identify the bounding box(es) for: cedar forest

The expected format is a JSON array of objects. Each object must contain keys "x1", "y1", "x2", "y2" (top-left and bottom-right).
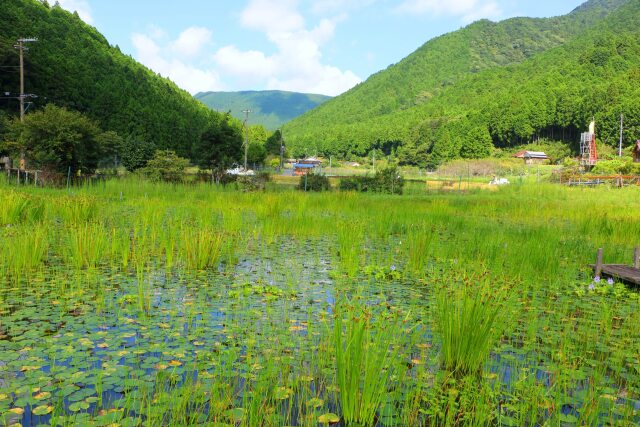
[{"x1": 0, "y1": 0, "x2": 639, "y2": 169}]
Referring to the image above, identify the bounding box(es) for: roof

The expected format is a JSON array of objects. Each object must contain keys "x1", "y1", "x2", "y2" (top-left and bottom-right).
[
  {"x1": 298, "y1": 157, "x2": 322, "y2": 165},
  {"x1": 293, "y1": 163, "x2": 316, "y2": 169},
  {"x1": 514, "y1": 151, "x2": 548, "y2": 159}
]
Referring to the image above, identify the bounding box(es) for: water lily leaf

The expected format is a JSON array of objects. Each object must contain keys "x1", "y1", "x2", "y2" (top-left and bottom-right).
[
  {"x1": 273, "y1": 387, "x2": 292, "y2": 400},
  {"x1": 33, "y1": 392, "x2": 51, "y2": 400},
  {"x1": 32, "y1": 404, "x2": 53, "y2": 415},
  {"x1": 224, "y1": 408, "x2": 244, "y2": 423},
  {"x1": 318, "y1": 413, "x2": 340, "y2": 424},
  {"x1": 306, "y1": 397, "x2": 324, "y2": 408}
]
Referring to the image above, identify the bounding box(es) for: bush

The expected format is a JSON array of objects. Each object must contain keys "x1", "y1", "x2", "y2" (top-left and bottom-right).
[
  {"x1": 298, "y1": 172, "x2": 330, "y2": 191},
  {"x1": 141, "y1": 150, "x2": 190, "y2": 182},
  {"x1": 592, "y1": 159, "x2": 632, "y2": 175},
  {"x1": 236, "y1": 175, "x2": 264, "y2": 192},
  {"x1": 339, "y1": 166, "x2": 404, "y2": 194}
]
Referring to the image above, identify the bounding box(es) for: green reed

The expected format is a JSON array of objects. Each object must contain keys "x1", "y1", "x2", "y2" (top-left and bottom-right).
[
  {"x1": 64, "y1": 222, "x2": 108, "y2": 269},
  {"x1": 433, "y1": 277, "x2": 512, "y2": 379},
  {"x1": 333, "y1": 296, "x2": 405, "y2": 426},
  {"x1": 180, "y1": 227, "x2": 224, "y2": 270}
]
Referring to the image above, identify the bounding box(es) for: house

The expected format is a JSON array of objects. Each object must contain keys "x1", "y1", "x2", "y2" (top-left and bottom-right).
[
  {"x1": 293, "y1": 157, "x2": 323, "y2": 176},
  {"x1": 513, "y1": 151, "x2": 549, "y2": 165},
  {"x1": 293, "y1": 163, "x2": 316, "y2": 176},
  {"x1": 634, "y1": 140, "x2": 640, "y2": 163},
  {"x1": 0, "y1": 156, "x2": 11, "y2": 170}
]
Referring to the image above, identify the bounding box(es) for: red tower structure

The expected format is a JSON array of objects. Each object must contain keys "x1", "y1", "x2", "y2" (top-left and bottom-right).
[{"x1": 580, "y1": 121, "x2": 598, "y2": 168}]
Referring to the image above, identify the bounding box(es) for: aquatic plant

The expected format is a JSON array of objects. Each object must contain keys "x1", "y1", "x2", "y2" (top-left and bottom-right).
[
  {"x1": 180, "y1": 227, "x2": 224, "y2": 270},
  {"x1": 333, "y1": 297, "x2": 405, "y2": 426},
  {"x1": 433, "y1": 278, "x2": 512, "y2": 379}
]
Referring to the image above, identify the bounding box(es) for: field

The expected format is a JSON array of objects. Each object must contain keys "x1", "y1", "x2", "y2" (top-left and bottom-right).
[{"x1": 0, "y1": 178, "x2": 639, "y2": 426}]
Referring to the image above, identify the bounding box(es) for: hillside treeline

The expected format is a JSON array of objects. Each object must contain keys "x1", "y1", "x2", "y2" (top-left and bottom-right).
[
  {"x1": 0, "y1": 0, "x2": 242, "y2": 168},
  {"x1": 283, "y1": 0, "x2": 640, "y2": 167}
]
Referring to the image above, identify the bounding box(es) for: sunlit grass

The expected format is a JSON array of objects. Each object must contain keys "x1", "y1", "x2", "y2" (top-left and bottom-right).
[{"x1": 0, "y1": 178, "x2": 639, "y2": 426}]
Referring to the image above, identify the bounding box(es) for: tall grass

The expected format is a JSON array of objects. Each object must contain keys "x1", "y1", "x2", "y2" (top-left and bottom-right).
[
  {"x1": 0, "y1": 191, "x2": 45, "y2": 225},
  {"x1": 64, "y1": 223, "x2": 108, "y2": 269},
  {"x1": 180, "y1": 227, "x2": 224, "y2": 270},
  {"x1": 433, "y1": 278, "x2": 512, "y2": 378},
  {"x1": 1, "y1": 225, "x2": 49, "y2": 280},
  {"x1": 333, "y1": 297, "x2": 404, "y2": 426}
]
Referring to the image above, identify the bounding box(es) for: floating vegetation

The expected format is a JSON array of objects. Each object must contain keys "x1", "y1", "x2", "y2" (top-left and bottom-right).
[{"x1": 0, "y1": 178, "x2": 639, "y2": 426}]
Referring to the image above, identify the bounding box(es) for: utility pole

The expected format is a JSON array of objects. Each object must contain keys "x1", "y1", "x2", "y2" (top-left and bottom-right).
[
  {"x1": 14, "y1": 37, "x2": 38, "y2": 170},
  {"x1": 279, "y1": 129, "x2": 284, "y2": 171},
  {"x1": 619, "y1": 114, "x2": 624, "y2": 157},
  {"x1": 242, "y1": 109, "x2": 252, "y2": 170}
]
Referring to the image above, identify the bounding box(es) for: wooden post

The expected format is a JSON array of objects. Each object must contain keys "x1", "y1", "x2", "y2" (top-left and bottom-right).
[
  {"x1": 634, "y1": 247, "x2": 639, "y2": 269},
  {"x1": 595, "y1": 248, "x2": 603, "y2": 278}
]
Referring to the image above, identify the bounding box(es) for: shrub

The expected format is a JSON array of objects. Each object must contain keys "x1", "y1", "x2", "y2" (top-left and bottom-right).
[
  {"x1": 298, "y1": 172, "x2": 330, "y2": 191},
  {"x1": 592, "y1": 159, "x2": 632, "y2": 175},
  {"x1": 236, "y1": 175, "x2": 263, "y2": 192},
  {"x1": 235, "y1": 172, "x2": 271, "y2": 192},
  {"x1": 339, "y1": 166, "x2": 404, "y2": 194},
  {"x1": 141, "y1": 150, "x2": 190, "y2": 182}
]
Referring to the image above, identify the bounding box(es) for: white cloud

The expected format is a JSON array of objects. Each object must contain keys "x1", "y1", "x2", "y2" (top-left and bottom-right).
[
  {"x1": 132, "y1": 32, "x2": 222, "y2": 94},
  {"x1": 310, "y1": 0, "x2": 378, "y2": 15},
  {"x1": 213, "y1": 0, "x2": 361, "y2": 96},
  {"x1": 241, "y1": 0, "x2": 305, "y2": 33},
  {"x1": 129, "y1": 0, "x2": 362, "y2": 96},
  {"x1": 397, "y1": 0, "x2": 502, "y2": 22},
  {"x1": 57, "y1": 0, "x2": 93, "y2": 24},
  {"x1": 170, "y1": 27, "x2": 213, "y2": 58}
]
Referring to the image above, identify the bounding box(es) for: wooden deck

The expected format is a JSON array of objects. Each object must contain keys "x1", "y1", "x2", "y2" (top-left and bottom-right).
[
  {"x1": 594, "y1": 264, "x2": 640, "y2": 285},
  {"x1": 591, "y1": 247, "x2": 640, "y2": 286}
]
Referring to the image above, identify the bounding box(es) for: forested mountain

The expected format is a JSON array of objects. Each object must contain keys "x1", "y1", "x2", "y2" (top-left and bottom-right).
[
  {"x1": 283, "y1": 0, "x2": 639, "y2": 166},
  {"x1": 0, "y1": 0, "x2": 234, "y2": 161},
  {"x1": 195, "y1": 91, "x2": 331, "y2": 130}
]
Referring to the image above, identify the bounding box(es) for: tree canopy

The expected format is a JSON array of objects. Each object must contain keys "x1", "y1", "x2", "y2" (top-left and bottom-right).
[
  {"x1": 283, "y1": 0, "x2": 639, "y2": 167},
  {"x1": 0, "y1": 0, "x2": 241, "y2": 164},
  {"x1": 4, "y1": 104, "x2": 102, "y2": 173}
]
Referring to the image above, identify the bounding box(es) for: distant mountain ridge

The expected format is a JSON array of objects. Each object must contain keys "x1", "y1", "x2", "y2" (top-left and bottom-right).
[
  {"x1": 283, "y1": 0, "x2": 638, "y2": 165},
  {"x1": 195, "y1": 90, "x2": 331, "y2": 130}
]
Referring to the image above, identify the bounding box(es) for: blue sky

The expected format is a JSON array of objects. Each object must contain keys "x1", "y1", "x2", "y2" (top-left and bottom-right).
[{"x1": 57, "y1": 0, "x2": 586, "y2": 96}]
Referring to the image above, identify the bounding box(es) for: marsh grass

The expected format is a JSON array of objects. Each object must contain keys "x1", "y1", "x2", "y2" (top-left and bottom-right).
[
  {"x1": 64, "y1": 222, "x2": 108, "y2": 269},
  {"x1": 333, "y1": 297, "x2": 405, "y2": 426},
  {"x1": 180, "y1": 227, "x2": 224, "y2": 270},
  {"x1": 1, "y1": 179, "x2": 640, "y2": 426},
  {"x1": 433, "y1": 278, "x2": 513, "y2": 379}
]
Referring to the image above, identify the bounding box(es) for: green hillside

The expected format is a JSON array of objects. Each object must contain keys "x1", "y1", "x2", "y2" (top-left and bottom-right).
[
  {"x1": 195, "y1": 90, "x2": 331, "y2": 130},
  {"x1": 0, "y1": 0, "x2": 233, "y2": 160},
  {"x1": 283, "y1": 0, "x2": 638, "y2": 166}
]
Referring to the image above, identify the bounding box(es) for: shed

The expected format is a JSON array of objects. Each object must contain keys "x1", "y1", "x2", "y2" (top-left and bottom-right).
[
  {"x1": 0, "y1": 156, "x2": 11, "y2": 170},
  {"x1": 293, "y1": 163, "x2": 316, "y2": 176},
  {"x1": 513, "y1": 151, "x2": 549, "y2": 165}
]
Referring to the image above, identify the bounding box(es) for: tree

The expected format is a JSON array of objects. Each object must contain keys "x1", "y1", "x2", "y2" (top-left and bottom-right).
[
  {"x1": 95, "y1": 130, "x2": 124, "y2": 168},
  {"x1": 460, "y1": 126, "x2": 493, "y2": 159},
  {"x1": 142, "y1": 150, "x2": 190, "y2": 182},
  {"x1": 192, "y1": 114, "x2": 243, "y2": 179},
  {"x1": 0, "y1": 111, "x2": 8, "y2": 156},
  {"x1": 265, "y1": 130, "x2": 283, "y2": 156},
  {"x1": 247, "y1": 141, "x2": 267, "y2": 167},
  {"x1": 120, "y1": 137, "x2": 156, "y2": 172},
  {"x1": 6, "y1": 104, "x2": 102, "y2": 173}
]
